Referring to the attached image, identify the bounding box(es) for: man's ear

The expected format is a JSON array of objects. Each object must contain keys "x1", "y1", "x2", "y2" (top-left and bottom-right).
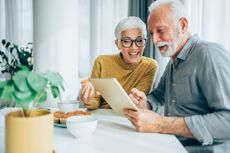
[
  {"x1": 179, "y1": 17, "x2": 188, "y2": 33},
  {"x1": 115, "y1": 40, "x2": 121, "y2": 49}
]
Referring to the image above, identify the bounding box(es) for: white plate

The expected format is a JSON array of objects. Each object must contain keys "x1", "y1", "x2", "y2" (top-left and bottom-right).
[{"x1": 54, "y1": 123, "x2": 67, "y2": 128}]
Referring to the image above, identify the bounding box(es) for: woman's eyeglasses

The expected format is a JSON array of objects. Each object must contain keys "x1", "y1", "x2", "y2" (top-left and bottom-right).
[{"x1": 120, "y1": 38, "x2": 147, "y2": 48}]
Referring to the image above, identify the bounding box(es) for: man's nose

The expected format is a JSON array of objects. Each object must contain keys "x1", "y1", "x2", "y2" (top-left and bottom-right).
[{"x1": 152, "y1": 33, "x2": 159, "y2": 45}]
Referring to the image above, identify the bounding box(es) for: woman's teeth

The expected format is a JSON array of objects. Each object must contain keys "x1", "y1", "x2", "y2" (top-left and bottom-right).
[{"x1": 129, "y1": 52, "x2": 138, "y2": 55}]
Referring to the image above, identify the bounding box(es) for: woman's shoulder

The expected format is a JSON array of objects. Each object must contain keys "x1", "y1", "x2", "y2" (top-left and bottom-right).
[
  {"x1": 95, "y1": 54, "x2": 119, "y2": 63},
  {"x1": 95, "y1": 54, "x2": 118, "y2": 61},
  {"x1": 141, "y1": 56, "x2": 158, "y2": 66}
]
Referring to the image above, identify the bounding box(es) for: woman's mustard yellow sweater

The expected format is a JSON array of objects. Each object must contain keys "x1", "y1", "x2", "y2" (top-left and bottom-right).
[{"x1": 85, "y1": 53, "x2": 158, "y2": 109}]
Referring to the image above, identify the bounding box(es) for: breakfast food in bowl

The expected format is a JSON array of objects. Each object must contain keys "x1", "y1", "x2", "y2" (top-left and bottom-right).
[{"x1": 54, "y1": 110, "x2": 91, "y2": 125}]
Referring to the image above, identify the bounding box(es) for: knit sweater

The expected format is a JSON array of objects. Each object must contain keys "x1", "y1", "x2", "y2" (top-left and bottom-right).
[{"x1": 85, "y1": 53, "x2": 158, "y2": 110}]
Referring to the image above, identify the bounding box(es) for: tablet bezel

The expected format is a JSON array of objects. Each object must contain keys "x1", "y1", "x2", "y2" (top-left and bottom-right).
[{"x1": 90, "y1": 78, "x2": 138, "y2": 116}]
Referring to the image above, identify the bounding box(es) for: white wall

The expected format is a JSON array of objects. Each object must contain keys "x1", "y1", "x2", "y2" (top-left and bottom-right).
[{"x1": 33, "y1": 0, "x2": 79, "y2": 102}]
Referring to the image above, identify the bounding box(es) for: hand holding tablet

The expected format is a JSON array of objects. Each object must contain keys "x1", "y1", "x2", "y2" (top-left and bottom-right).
[{"x1": 90, "y1": 78, "x2": 138, "y2": 116}]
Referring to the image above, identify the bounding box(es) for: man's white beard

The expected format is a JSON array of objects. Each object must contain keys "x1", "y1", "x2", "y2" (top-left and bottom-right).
[{"x1": 156, "y1": 29, "x2": 183, "y2": 57}]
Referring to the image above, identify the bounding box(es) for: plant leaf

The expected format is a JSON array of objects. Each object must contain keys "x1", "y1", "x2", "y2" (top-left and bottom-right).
[
  {"x1": 43, "y1": 72, "x2": 64, "y2": 87},
  {"x1": 5, "y1": 42, "x2": 10, "y2": 48},
  {"x1": 0, "y1": 81, "x2": 14, "y2": 101},
  {"x1": 35, "y1": 90, "x2": 47, "y2": 103},
  {"x1": 51, "y1": 85, "x2": 60, "y2": 99},
  {"x1": 2, "y1": 39, "x2": 6, "y2": 45},
  {"x1": 27, "y1": 72, "x2": 48, "y2": 92},
  {"x1": 12, "y1": 90, "x2": 35, "y2": 104},
  {"x1": 12, "y1": 70, "x2": 30, "y2": 92}
]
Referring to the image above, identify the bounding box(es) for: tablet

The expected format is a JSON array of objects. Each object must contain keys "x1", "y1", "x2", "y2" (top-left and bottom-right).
[{"x1": 90, "y1": 78, "x2": 138, "y2": 116}]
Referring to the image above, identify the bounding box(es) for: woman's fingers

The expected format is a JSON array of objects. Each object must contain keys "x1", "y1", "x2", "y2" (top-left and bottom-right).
[{"x1": 81, "y1": 80, "x2": 95, "y2": 104}]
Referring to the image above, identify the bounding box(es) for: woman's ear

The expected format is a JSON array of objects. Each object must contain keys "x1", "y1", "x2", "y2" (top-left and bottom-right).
[{"x1": 115, "y1": 40, "x2": 121, "y2": 49}]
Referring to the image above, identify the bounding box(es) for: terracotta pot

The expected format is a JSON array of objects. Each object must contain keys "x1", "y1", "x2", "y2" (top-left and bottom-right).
[{"x1": 5, "y1": 109, "x2": 53, "y2": 153}]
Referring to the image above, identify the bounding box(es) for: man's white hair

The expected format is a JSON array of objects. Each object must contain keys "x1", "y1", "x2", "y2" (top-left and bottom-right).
[
  {"x1": 115, "y1": 16, "x2": 147, "y2": 40},
  {"x1": 148, "y1": 0, "x2": 187, "y2": 23}
]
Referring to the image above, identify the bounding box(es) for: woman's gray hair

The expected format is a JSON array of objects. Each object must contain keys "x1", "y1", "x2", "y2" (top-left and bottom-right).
[
  {"x1": 148, "y1": 0, "x2": 187, "y2": 23},
  {"x1": 115, "y1": 16, "x2": 147, "y2": 40}
]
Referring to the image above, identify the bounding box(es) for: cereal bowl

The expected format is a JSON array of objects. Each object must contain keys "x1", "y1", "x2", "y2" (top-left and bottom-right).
[{"x1": 66, "y1": 115, "x2": 97, "y2": 138}]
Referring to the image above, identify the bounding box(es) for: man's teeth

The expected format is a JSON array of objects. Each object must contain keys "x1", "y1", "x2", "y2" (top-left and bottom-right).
[{"x1": 157, "y1": 44, "x2": 166, "y2": 47}]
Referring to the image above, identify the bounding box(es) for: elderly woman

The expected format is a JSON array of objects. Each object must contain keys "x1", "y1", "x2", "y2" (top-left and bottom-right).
[{"x1": 81, "y1": 16, "x2": 158, "y2": 110}]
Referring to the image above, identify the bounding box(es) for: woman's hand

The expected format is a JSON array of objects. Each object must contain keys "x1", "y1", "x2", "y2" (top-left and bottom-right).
[{"x1": 80, "y1": 80, "x2": 95, "y2": 104}]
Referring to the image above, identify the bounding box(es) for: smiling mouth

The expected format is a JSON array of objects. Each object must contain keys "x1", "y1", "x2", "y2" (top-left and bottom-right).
[
  {"x1": 128, "y1": 52, "x2": 139, "y2": 56},
  {"x1": 158, "y1": 45, "x2": 168, "y2": 52}
]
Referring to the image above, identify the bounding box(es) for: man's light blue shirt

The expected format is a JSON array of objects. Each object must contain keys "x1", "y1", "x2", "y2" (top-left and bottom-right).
[{"x1": 148, "y1": 35, "x2": 230, "y2": 152}]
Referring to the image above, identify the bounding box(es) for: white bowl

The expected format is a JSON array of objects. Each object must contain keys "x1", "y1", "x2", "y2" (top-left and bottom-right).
[
  {"x1": 58, "y1": 100, "x2": 80, "y2": 113},
  {"x1": 66, "y1": 115, "x2": 97, "y2": 138}
]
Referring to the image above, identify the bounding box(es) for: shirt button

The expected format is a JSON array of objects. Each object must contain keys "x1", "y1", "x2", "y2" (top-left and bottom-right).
[
  {"x1": 172, "y1": 99, "x2": 176, "y2": 103},
  {"x1": 172, "y1": 83, "x2": 176, "y2": 87},
  {"x1": 168, "y1": 112, "x2": 171, "y2": 116}
]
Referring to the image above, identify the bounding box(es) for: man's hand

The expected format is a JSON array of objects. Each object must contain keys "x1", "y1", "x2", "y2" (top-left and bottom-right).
[
  {"x1": 123, "y1": 109, "x2": 163, "y2": 132},
  {"x1": 80, "y1": 80, "x2": 95, "y2": 104},
  {"x1": 123, "y1": 109, "x2": 194, "y2": 137},
  {"x1": 129, "y1": 88, "x2": 150, "y2": 109}
]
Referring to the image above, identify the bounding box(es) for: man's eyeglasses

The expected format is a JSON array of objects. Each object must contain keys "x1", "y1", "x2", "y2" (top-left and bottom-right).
[{"x1": 120, "y1": 38, "x2": 147, "y2": 48}]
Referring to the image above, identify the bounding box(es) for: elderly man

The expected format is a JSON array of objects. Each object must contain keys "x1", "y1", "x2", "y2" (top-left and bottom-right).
[{"x1": 124, "y1": 0, "x2": 230, "y2": 152}]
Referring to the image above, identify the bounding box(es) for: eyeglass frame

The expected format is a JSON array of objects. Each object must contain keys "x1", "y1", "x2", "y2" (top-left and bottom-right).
[{"x1": 119, "y1": 37, "x2": 147, "y2": 48}]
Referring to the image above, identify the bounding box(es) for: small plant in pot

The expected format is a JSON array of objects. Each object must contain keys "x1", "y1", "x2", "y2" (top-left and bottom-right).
[
  {"x1": 0, "y1": 69, "x2": 65, "y2": 153},
  {"x1": 0, "y1": 69, "x2": 65, "y2": 116}
]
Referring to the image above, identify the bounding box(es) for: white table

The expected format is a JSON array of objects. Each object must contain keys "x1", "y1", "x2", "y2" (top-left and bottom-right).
[{"x1": 0, "y1": 108, "x2": 188, "y2": 153}]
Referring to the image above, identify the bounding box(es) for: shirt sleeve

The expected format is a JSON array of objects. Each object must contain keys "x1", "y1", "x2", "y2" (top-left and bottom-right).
[{"x1": 184, "y1": 44, "x2": 230, "y2": 145}]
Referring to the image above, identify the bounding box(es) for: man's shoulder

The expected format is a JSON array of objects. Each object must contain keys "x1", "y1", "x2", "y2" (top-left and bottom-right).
[
  {"x1": 191, "y1": 39, "x2": 230, "y2": 65},
  {"x1": 191, "y1": 39, "x2": 228, "y2": 59}
]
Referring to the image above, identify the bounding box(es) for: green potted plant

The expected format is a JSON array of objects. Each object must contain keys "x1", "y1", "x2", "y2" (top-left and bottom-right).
[{"x1": 0, "y1": 68, "x2": 65, "y2": 153}]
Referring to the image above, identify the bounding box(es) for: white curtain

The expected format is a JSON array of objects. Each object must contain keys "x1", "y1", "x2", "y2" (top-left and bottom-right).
[
  {"x1": 0, "y1": 0, "x2": 33, "y2": 45},
  {"x1": 0, "y1": 0, "x2": 33, "y2": 80},
  {"x1": 182, "y1": 0, "x2": 230, "y2": 52},
  {"x1": 78, "y1": 0, "x2": 128, "y2": 80},
  {"x1": 0, "y1": 0, "x2": 128, "y2": 107},
  {"x1": 33, "y1": 0, "x2": 128, "y2": 102}
]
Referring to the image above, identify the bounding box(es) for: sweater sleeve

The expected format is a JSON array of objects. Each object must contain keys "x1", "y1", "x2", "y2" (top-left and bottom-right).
[
  {"x1": 135, "y1": 60, "x2": 158, "y2": 94},
  {"x1": 84, "y1": 57, "x2": 102, "y2": 110}
]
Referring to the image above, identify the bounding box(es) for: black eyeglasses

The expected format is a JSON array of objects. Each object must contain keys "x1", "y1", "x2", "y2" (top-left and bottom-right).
[{"x1": 120, "y1": 38, "x2": 147, "y2": 48}]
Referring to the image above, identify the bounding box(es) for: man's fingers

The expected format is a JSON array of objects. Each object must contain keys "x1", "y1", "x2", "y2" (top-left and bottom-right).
[
  {"x1": 129, "y1": 94, "x2": 139, "y2": 105},
  {"x1": 123, "y1": 109, "x2": 138, "y2": 119},
  {"x1": 131, "y1": 88, "x2": 145, "y2": 100}
]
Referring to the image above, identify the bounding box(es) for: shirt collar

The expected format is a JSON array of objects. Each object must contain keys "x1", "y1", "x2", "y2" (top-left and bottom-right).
[{"x1": 177, "y1": 34, "x2": 199, "y2": 60}]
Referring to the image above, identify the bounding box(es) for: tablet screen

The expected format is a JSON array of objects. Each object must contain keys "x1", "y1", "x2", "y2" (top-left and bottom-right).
[{"x1": 90, "y1": 78, "x2": 138, "y2": 116}]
